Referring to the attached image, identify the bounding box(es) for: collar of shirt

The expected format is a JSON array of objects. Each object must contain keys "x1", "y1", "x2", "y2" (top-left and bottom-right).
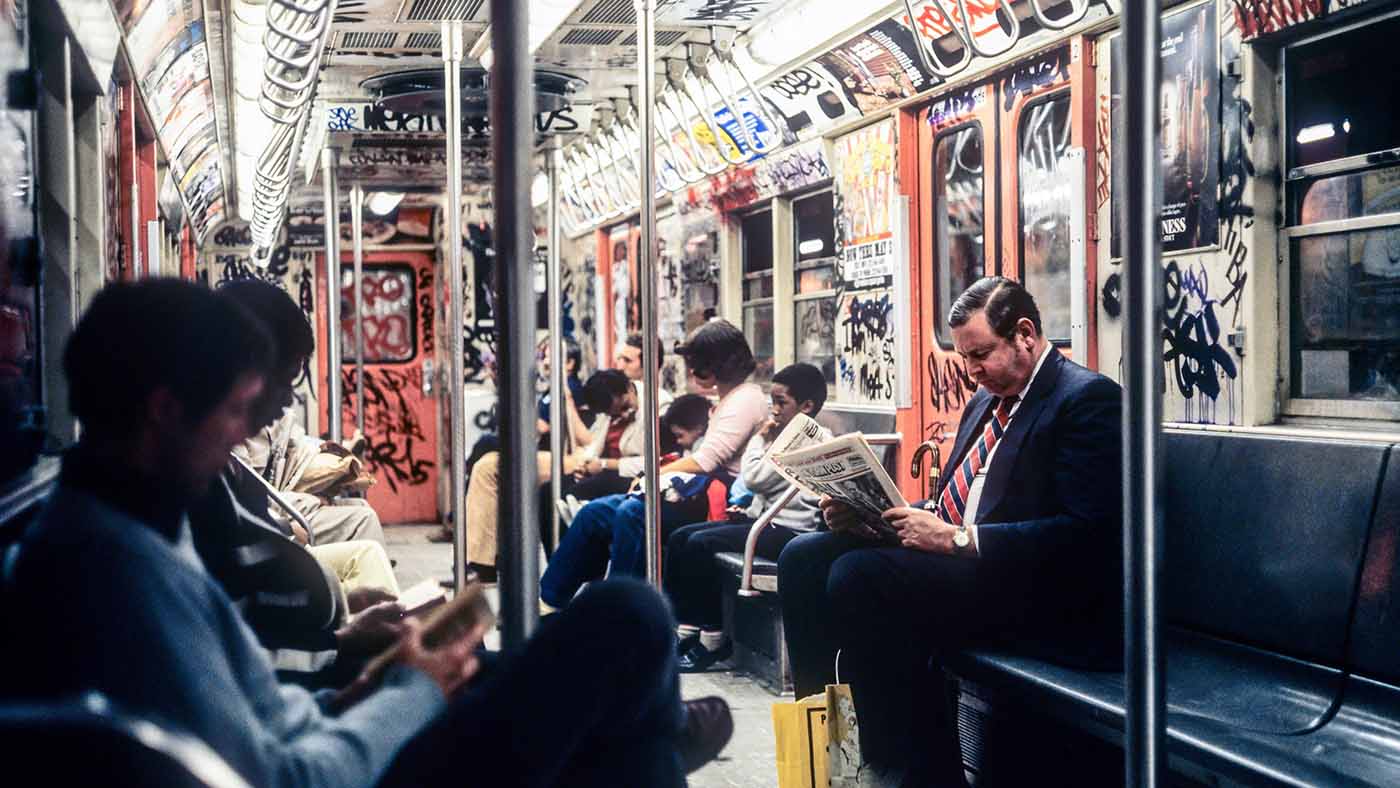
[{"x1": 1006, "y1": 342, "x2": 1055, "y2": 416}]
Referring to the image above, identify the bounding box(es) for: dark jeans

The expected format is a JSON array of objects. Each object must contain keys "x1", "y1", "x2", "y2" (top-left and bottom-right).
[
  {"x1": 536, "y1": 471, "x2": 634, "y2": 556},
  {"x1": 377, "y1": 579, "x2": 684, "y2": 788},
  {"x1": 539, "y1": 493, "x2": 709, "y2": 609},
  {"x1": 664, "y1": 519, "x2": 803, "y2": 630},
  {"x1": 777, "y1": 531, "x2": 1034, "y2": 787}
]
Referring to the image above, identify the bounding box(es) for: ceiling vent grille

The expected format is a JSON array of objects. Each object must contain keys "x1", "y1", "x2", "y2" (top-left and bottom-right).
[
  {"x1": 559, "y1": 28, "x2": 623, "y2": 46},
  {"x1": 401, "y1": 0, "x2": 486, "y2": 22},
  {"x1": 619, "y1": 29, "x2": 686, "y2": 46},
  {"x1": 405, "y1": 31, "x2": 442, "y2": 49},
  {"x1": 340, "y1": 31, "x2": 398, "y2": 49},
  {"x1": 579, "y1": 0, "x2": 635, "y2": 25}
]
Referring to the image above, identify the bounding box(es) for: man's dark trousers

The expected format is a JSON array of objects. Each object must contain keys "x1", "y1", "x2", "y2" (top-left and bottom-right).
[{"x1": 778, "y1": 532, "x2": 1040, "y2": 787}]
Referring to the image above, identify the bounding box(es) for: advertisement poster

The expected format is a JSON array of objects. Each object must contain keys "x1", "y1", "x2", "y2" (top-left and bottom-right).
[
  {"x1": 816, "y1": 19, "x2": 937, "y2": 115},
  {"x1": 833, "y1": 118, "x2": 898, "y2": 289},
  {"x1": 1111, "y1": 2, "x2": 1219, "y2": 255}
]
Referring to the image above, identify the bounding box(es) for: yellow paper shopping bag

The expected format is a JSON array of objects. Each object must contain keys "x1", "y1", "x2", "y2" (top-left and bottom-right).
[
  {"x1": 772, "y1": 693, "x2": 830, "y2": 788},
  {"x1": 826, "y1": 684, "x2": 862, "y2": 788}
]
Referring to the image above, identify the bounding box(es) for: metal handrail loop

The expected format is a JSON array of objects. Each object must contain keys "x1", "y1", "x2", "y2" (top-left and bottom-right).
[
  {"x1": 901, "y1": 0, "x2": 973, "y2": 78},
  {"x1": 1029, "y1": 0, "x2": 1089, "y2": 31},
  {"x1": 663, "y1": 59, "x2": 728, "y2": 175},
  {"x1": 682, "y1": 45, "x2": 748, "y2": 165},
  {"x1": 708, "y1": 27, "x2": 780, "y2": 155}
]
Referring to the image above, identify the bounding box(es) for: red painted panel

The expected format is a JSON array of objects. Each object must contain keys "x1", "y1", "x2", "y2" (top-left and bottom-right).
[{"x1": 317, "y1": 251, "x2": 440, "y2": 524}]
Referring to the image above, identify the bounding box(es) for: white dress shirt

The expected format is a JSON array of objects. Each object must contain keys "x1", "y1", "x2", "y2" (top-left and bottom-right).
[{"x1": 960, "y1": 343, "x2": 1054, "y2": 552}]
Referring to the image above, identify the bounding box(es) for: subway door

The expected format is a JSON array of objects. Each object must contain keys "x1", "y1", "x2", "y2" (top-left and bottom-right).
[
  {"x1": 911, "y1": 86, "x2": 999, "y2": 501},
  {"x1": 317, "y1": 251, "x2": 440, "y2": 524},
  {"x1": 997, "y1": 42, "x2": 1098, "y2": 366}
]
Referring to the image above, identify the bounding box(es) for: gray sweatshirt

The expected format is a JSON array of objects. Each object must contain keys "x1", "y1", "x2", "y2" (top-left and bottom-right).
[
  {"x1": 739, "y1": 423, "x2": 833, "y2": 531},
  {"x1": 5, "y1": 487, "x2": 444, "y2": 788}
]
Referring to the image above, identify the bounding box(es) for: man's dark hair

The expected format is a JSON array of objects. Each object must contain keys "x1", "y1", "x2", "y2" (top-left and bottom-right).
[
  {"x1": 948, "y1": 276, "x2": 1042, "y2": 339},
  {"x1": 564, "y1": 337, "x2": 582, "y2": 376},
  {"x1": 625, "y1": 332, "x2": 665, "y2": 369},
  {"x1": 64, "y1": 279, "x2": 273, "y2": 439},
  {"x1": 664, "y1": 393, "x2": 712, "y2": 431},
  {"x1": 772, "y1": 363, "x2": 827, "y2": 414},
  {"x1": 217, "y1": 279, "x2": 314, "y2": 370},
  {"x1": 675, "y1": 320, "x2": 756, "y2": 386},
  {"x1": 581, "y1": 369, "x2": 632, "y2": 414}
]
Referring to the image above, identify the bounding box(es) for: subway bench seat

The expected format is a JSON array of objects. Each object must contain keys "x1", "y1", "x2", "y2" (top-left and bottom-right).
[{"x1": 947, "y1": 431, "x2": 1400, "y2": 786}]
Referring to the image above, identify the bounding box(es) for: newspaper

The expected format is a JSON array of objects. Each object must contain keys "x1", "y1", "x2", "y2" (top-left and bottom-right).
[
  {"x1": 760, "y1": 412, "x2": 828, "y2": 468},
  {"x1": 769, "y1": 432, "x2": 907, "y2": 540}
]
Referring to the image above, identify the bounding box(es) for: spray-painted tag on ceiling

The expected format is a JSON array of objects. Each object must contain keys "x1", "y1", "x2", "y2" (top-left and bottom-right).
[
  {"x1": 656, "y1": 0, "x2": 786, "y2": 25},
  {"x1": 324, "y1": 102, "x2": 591, "y2": 137}
]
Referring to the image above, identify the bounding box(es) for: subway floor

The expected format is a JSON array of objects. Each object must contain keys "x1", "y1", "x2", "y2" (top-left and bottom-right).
[{"x1": 386, "y1": 524, "x2": 782, "y2": 788}]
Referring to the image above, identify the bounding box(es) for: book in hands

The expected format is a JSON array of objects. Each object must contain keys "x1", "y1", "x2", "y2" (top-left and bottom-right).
[
  {"x1": 360, "y1": 582, "x2": 495, "y2": 684},
  {"x1": 395, "y1": 578, "x2": 449, "y2": 618},
  {"x1": 769, "y1": 432, "x2": 908, "y2": 543}
]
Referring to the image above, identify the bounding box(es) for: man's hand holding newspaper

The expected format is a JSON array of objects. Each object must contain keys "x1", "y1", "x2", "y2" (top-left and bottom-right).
[{"x1": 767, "y1": 421, "x2": 908, "y2": 545}]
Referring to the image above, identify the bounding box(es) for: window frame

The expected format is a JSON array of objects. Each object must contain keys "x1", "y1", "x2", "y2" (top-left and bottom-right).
[
  {"x1": 790, "y1": 186, "x2": 839, "y2": 394},
  {"x1": 341, "y1": 262, "x2": 418, "y2": 365},
  {"x1": 1278, "y1": 9, "x2": 1400, "y2": 421},
  {"x1": 930, "y1": 119, "x2": 988, "y2": 351}
]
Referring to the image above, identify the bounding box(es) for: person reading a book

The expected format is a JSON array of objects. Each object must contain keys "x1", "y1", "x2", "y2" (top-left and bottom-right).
[
  {"x1": 664, "y1": 362, "x2": 833, "y2": 672},
  {"x1": 186, "y1": 280, "x2": 404, "y2": 689},
  {"x1": 777, "y1": 277, "x2": 1123, "y2": 788},
  {"x1": 539, "y1": 320, "x2": 768, "y2": 611},
  {"x1": 4, "y1": 280, "x2": 732, "y2": 787}
]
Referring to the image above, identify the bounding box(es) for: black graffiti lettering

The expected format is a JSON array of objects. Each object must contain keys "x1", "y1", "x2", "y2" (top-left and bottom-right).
[
  {"x1": 347, "y1": 368, "x2": 431, "y2": 493},
  {"x1": 1163, "y1": 301, "x2": 1238, "y2": 402},
  {"x1": 1102, "y1": 271, "x2": 1122, "y2": 319},
  {"x1": 767, "y1": 68, "x2": 823, "y2": 100},
  {"x1": 417, "y1": 267, "x2": 435, "y2": 355},
  {"x1": 683, "y1": 0, "x2": 767, "y2": 22},
  {"x1": 927, "y1": 353, "x2": 976, "y2": 413}
]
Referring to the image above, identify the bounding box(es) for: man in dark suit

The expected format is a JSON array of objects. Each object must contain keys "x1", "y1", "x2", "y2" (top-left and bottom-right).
[{"x1": 777, "y1": 277, "x2": 1122, "y2": 787}]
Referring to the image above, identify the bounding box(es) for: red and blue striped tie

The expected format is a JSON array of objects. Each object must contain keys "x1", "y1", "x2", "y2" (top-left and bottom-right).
[{"x1": 936, "y1": 395, "x2": 1019, "y2": 526}]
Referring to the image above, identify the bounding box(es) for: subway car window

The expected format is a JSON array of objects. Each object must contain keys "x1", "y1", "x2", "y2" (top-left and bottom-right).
[
  {"x1": 793, "y1": 191, "x2": 837, "y2": 391},
  {"x1": 1287, "y1": 16, "x2": 1400, "y2": 402},
  {"x1": 934, "y1": 124, "x2": 986, "y2": 347},
  {"x1": 741, "y1": 209, "x2": 774, "y2": 383},
  {"x1": 1286, "y1": 16, "x2": 1400, "y2": 170},
  {"x1": 1017, "y1": 92, "x2": 1073, "y2": 343},
  {"x1": 340, "y1": 266, "x2": 416, "y2": 364}
]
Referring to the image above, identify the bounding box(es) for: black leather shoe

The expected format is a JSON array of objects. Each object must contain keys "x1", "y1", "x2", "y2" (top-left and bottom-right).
[
  {"x1": 678, "y1": 695, "x2": 733, "y2": 773},
  {"x1": 677, "y1": 632, "x2": 700, "y2": 656},
  {"x1": 678, "y1": 639, "x2": 733, "y2": 673}
]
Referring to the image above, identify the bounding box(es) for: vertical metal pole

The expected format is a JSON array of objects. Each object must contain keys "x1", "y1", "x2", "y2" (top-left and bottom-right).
[
  {"x1": 1123, "y1": 1, "x2": 1165, "y2": 786},
  {"x1": 491, "y1": 0, "x2": 539, "y2": 647},
  {"x1": 320, "y1": 147, "x2": 343, "y2": 444},
  {"x1": 636, "y1": 0, "x2": 662, "y2": 587},
  {"x1": 350, "y1": 182, "x2": 367, "y2": 438},
  {"x1": 443, "y1": 20, "x2": 470, "y2": 594},
  {"x1": 547, "y1": 143, "x2": 565, "y2": 551}
]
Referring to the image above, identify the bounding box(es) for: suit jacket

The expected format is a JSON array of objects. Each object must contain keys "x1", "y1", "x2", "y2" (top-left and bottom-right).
[{"x1": 927, "y1": 348, "x2": 1123, "y2": 643}]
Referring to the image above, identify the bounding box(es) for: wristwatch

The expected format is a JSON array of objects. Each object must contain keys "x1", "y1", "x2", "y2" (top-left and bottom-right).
[{"x1": 952, "y1": 525, "x2": 971, "y2": 549}]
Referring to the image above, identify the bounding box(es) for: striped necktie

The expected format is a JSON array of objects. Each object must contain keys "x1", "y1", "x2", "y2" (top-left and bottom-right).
[{"x1": 936, "y1": 395, "x2": 1019, "y2": 526}]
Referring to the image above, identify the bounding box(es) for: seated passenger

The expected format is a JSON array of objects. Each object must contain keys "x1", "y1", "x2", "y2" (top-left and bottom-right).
[
  {"x1": 539, "y1": 320, "x2": 767, "y2": 610},
  {"x1": 778, "y1": 278, "x2": 1122, "y2": 787},
  {"x1": 4, "y1": 279, "x2": 731, "y2": 787},
  {"x1": 665, "y1": 362, "x2": 832, "y2": 671},
  {"x1": 462, "y1": 368, "x2": 659, "y2": 582},
  {"x1": 238, "y1": 405, "x2": 386, "y2": 545},
  {"x1": 187, "y1": 280, "x2": 402, "y2": 688}
]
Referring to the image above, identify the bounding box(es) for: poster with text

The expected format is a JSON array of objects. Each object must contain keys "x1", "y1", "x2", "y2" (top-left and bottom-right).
[
  {"x1": 1111, "y1": 1, "x2": 1219, "y2": 256},
  {"x1": 833, "y1": 118, "x2": 898, "y2": 289},
  {"x1": 816, "y1": 19, "x2": 937, "y2": 116}
]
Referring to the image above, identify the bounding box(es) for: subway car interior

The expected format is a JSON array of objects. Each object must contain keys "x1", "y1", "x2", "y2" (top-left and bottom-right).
[{"x1": 3, "y1": 0, "x2": 1400, "y2": 785}]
